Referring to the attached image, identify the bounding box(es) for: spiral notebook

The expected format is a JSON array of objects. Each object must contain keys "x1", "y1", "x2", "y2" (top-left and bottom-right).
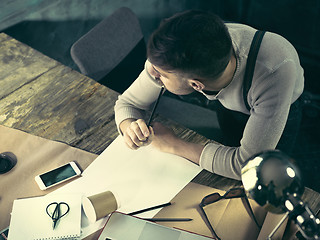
[{"x1": 8, "y1": 194, "x2": 81, "y2": 240}]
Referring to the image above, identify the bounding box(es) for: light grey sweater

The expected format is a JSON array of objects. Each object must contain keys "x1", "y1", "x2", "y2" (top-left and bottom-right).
[{"x1": 114, "y1": 23, "x2": 304, "y2": 180}]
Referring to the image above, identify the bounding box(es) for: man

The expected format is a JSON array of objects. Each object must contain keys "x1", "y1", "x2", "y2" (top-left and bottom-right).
[{"x1": 114, "y1": 10, "x2": 304, "y2": 180}]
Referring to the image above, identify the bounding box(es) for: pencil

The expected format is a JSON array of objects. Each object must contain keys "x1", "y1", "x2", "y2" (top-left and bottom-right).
[
  {"x1": 128, "y1": 202, "x2": 171, "y2": 216},
  {"x1": 144, "y1": 218, "x2": 193, "y2": 222},
  {"x1": 147, "y1": 86, "x2": 165, "y2": 126}
]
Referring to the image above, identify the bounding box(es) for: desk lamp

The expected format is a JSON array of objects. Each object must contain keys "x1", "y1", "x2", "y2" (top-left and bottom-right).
[{"x1": 241, "y1": 150, "x2": 320, "y2": 239}]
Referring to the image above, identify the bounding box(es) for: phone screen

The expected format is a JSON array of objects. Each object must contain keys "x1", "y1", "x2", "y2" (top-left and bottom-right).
[{"x1": 40, "y1": 164, "x2": 77, "y2": 187}]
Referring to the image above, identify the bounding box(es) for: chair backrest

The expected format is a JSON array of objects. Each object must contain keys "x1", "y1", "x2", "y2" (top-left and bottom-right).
[{"x1": 70, "y1": 7, "x2": 146, "y2": 93}]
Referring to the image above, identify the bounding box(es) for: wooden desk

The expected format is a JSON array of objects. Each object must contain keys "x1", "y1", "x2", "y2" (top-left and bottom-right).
[
  {"x1": 0, "y1": 32, "x2": 319, "y2": 233},
  {"x1": 0, "y1": 32, "x2": 236, "y2": 189}
]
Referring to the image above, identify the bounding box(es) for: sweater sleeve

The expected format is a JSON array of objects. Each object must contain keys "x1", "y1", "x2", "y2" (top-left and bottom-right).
[
  {"x1": 199, "y1": 60, "x2": 300, "y2": 180},
  {"x1": 114, "y1": 61, "x2": 163, "y2": 131}
]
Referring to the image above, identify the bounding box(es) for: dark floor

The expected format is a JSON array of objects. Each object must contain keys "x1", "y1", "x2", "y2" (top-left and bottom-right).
[{"x1": 2, "y1": 20, "x2": 320, "y2": 192}]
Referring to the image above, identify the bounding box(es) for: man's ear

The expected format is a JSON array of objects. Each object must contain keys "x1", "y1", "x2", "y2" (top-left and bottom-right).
[
  {"x1": 188, "y1": 79, "x2": 205, "y2": 92},
  {"x1": 146, "y1": 62, "x2": 160, "y2": 79}
]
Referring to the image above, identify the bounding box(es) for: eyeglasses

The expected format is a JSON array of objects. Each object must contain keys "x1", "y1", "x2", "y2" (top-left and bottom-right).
[{"x1": 198, "y1": 187, "x2": 261, "y2": 240}]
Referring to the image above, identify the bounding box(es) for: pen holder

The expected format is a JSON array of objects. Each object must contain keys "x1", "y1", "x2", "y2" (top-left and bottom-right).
[{"x1": 82, "y1": 191, "x2": 118, "y2": 223}]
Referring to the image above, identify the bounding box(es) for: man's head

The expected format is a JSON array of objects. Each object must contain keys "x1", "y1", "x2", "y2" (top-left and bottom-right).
[{"x1": 147, "y1": 10, "x2": 233, "y2": 83}]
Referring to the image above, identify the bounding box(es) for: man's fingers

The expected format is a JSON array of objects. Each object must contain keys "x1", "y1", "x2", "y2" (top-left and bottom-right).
[
  {"x1": 148, "y1": 126, "x2": 154, "y2": 141},
  {"x1": 123, "y1": 120, "x2": 151, "y2": 149},
  {"x1": 130, "y1": 120, "x2": 149, "y2": 141},
  {"x1": 121, "y1": 119, "x2": 154, "y2": 150},
  {"x1": 136, "y1": 119, "x2": 150, "y2": 139},
  {"x1": 139, "y1": 126, "x2": 154, "y2": 147},
  {"x1": 126, "y1": 127, "x2": 144, "y2": 147},
  {"x1": 123, "y1": 135, "x2": 138, "y2": 150}
]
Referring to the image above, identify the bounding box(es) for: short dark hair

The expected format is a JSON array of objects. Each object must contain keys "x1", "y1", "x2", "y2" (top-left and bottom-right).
[{"x1": 147, "y1": 10, "x2": 232, "y2": 80}]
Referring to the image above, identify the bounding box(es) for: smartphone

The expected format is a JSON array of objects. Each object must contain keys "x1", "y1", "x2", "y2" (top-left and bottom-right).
[
  {"x1": 0, "y1": 227, "x2": 9, "y2": 240},
  {"x1": 35, "y1": 161, "x2": 82, "y2": 190}
]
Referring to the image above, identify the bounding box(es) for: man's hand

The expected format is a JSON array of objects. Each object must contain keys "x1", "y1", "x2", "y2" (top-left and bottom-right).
[
  {"x1": 150, "y1": 122, "x2": 179, "y2": 153},
  {"x1": 151, "y1": 122, "x2": 203, "y2": 165},
  {"x1": 120, "y1": 118, "x2": 154, "y2": 150},
  {"x1": 120, "y1": 120, "x2": 204, "y2": 165}
]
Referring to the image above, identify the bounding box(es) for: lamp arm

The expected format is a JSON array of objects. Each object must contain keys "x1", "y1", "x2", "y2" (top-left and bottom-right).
[
  {"x1": 285, "y1": 194, "x2": 320, "y2": 239},
  {"x1": 267, "y1": 212, "x2": 289, "y2": 240}
]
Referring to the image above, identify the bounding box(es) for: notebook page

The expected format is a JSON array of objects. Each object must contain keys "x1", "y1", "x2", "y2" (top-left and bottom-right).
[{"x1": 8, "y1": 194, "x2": 81, "y2": 240}]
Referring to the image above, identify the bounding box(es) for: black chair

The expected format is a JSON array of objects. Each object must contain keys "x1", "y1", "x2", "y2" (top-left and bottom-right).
[{"x1": 70, "y1": 7, "x2": 146, "y2": 93}]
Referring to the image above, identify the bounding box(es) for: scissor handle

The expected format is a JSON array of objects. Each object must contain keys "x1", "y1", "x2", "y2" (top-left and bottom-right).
[
  {"x1": 57, "y1": 202, "x2": 70, "y2": 218},
  {"x1": 46, "y1": 202, "x2": 70, "y2": 220}
]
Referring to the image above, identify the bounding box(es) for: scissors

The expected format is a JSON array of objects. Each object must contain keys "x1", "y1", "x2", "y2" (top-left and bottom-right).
[{"x1": 46, "y1": 202, "x2": 70, "y2": 229}]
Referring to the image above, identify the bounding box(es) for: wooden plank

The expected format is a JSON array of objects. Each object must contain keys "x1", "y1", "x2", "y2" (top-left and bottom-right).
[
  {"x1": 0, "y1": 33, "x2": 119, "y2": 154},
  {"x1": 0, "y1": 33, "x2": 59, "y2": 99},
  {"x1": 0, "y1": 64, "x2": 119, "y2": 154},
  {"x1": 0, "y1": 32, "x2": 12, "y2": 43}
]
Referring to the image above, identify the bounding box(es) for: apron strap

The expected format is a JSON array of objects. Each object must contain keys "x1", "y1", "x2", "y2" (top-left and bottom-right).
[{"x1": 243, "y1": 30, "x2": 266, "y2": 111}]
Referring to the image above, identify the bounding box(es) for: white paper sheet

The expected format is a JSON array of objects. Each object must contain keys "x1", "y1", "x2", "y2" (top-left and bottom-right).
[{"x1": 52, "y1": 136, "x2": 202, "y2": 239}]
